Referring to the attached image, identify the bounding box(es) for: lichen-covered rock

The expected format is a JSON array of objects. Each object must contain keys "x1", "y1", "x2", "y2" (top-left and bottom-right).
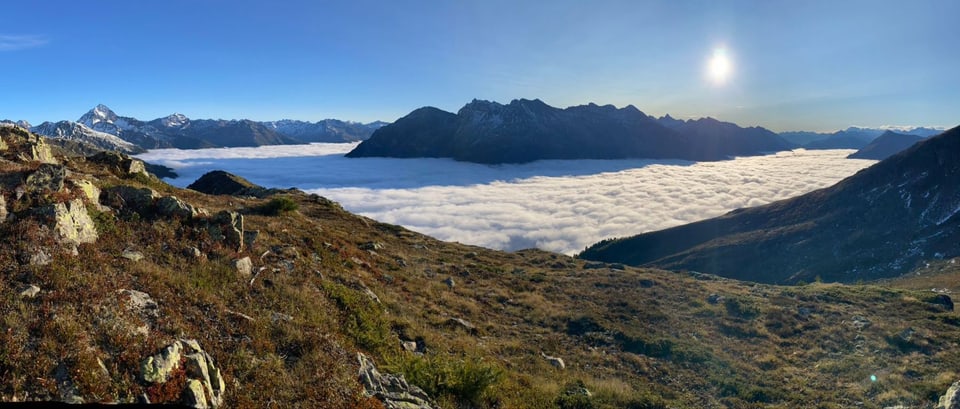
[
  {"x1": 140, "y1": 341, "x2": 183, "y2": 384},
  {"x1": 19, "y1": 136, "x2": 57, "y2": 164},
  {"x1": 118, "y1": 289, "x2": 159, "y2": 319},
  {"x1": 939, "y1": 380, "x2": 960, "y2": 409},
  {"x1": 100, "y1": 185, "x2": 158, "y2": 214},
  {"x1": 209, "y1": 211, "x2": 244, "y2": 251},
  {"x1": 358, "y1": 352, "x2": 438, "y2": 409},
  {"x1": 0, "y1": 193, "x2": 7, "y2": 223},
  {"x1": 141, "y1": 339, "x2": 225, "y2": 408},
  {"x1": 23, "y1": 163, "x2": 67, "y2": 196},
  {"x1": 234, "y1": 257, "x2": 253, "y2": 277},
  {"x1": 88, "y1": 151, "x2": 148, "y2": 176},
  {"x1": 38, "y1": 198, "x2": 98, "y2": 246},
  {"x1": 156, "y1": 195, "x2": 199, "y2": 219},
  {"x1": 70, "y1": 179, "x2": 101, "y2": 203}
]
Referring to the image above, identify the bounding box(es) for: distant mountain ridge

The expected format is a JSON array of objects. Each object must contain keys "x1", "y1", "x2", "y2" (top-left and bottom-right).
[
  {"x1": 780, "y1": 126, "x2": 943, "y2": 150},
  {"x1": 347, "y1": 99, "x2": 795, "y2": 163},
  {"x1": 8, "y1": 104, "x2": 386, "y2": 151},
  {"x1": 847, "y1": 130, "x2": 924, "y2": 160},
  {"x1": 579, "y1": 125, "x2": 960, "y2": 284}
]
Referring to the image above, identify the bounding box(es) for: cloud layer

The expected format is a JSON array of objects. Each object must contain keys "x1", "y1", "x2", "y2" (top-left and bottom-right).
[{"x1": 139, "y1": 146, "x2": 876, "y2": 255}]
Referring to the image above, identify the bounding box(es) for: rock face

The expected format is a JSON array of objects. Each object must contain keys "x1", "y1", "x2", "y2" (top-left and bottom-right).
[
  {"x1": 580, "y1": 125, "x2": 960, "y2": 284},
  {"x1": 347, "y1": 99, "x2": 793, "y2": 164},
  {"x1": 358, "y1": 352, "x2": 437, "y2": 409},
  {"x1": 38, "y1": 199, "x2": 98, "y2": 246},
  {"x1": 141, "y1": 339, "x2": 225, "y2": 408}
]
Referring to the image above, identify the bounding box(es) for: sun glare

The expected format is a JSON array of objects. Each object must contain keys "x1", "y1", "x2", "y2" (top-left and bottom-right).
[{"x1": 707, "y1": 48, "x2": 733, "y2": 86}]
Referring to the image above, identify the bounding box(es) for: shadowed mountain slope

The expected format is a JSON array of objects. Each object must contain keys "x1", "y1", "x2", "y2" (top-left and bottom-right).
[{"x1": 580, "y1": 125, "x2": 960, "y2": 284}]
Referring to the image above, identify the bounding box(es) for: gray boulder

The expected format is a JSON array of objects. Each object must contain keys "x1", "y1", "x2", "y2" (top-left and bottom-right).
[
  {"x1": 358, "y1": 352, "x2": 438, "y2": 409},
  {"x1": 38, "y1": 199, "x2": 98, "y2": 246},
  {"x1": 100, "y1": 185, "x2": 158, "y2": 214},
  {"x1": 23, "y1": 163, "x2": 67, "y2": 196},
  {"x1": 118, "y1": 289, "x2": 159, "y2": 319},
  {"x1": 19, "y1": 136, "x2": 57, "y2": 164},
  {"x1": 89, "y1": 151, "x2": 148, "y2": 176},
  {"x1": 141, "y1": 339, "x2": 225, "y2": 408},
  {"x1": 234, "y1": 257, "x2": 253, "y2": 277},
  {"x1": 208, "y1": 211, "x2": 244, "y2": 252},
  {"x1": 69, "y1": 179, "x2": 101, "y2": 203},
  {"x1": 156, "y1": 195, "x2": 200, "y2": 219}
]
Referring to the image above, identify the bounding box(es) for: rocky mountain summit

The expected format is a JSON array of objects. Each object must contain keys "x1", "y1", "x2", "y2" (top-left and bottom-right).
[
  {"x1": 580, "y1": 125, "x2": 960, "y2": 284},
  {"x1": 16, "y1": 104, "x2": 386, "y2": 151},
  {"x1": 347, "y1": 99, "x2": 794, "y2": 164},
  {"x1": 4, "y1": 125, "x2": 960, "y2": 408}
]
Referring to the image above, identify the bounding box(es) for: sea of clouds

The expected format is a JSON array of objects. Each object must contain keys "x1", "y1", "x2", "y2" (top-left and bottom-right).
[{"x1": 137, "y1": 144, "x2": 876, "y2": 255}]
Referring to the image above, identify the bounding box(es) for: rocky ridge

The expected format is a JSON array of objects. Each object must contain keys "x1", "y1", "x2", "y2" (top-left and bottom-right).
[{"x1": 347, "y1": 99, "x2": 794, "y2": 164}]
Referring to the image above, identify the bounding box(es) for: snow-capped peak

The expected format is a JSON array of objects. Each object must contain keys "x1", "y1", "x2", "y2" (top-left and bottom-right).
[
  {"x1": 161, "y1": 113, "x2": 189, "y2": 128},
  {"x1": 78, "y1": 104, "x2": 119, "y2": 127}
]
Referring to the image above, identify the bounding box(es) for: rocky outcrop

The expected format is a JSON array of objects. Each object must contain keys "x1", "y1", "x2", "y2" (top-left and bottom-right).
[
  {"x1": 23, "y1": 164, "x2": 67, "y2": 196},
  {"x1": 19, "y1": 134, "x2": 58, "y2": 164},
  {"x1": 69, "y1": 179, "x2": 101, "y2": 203},
  {"x1": 101, "y1": 185, "x2": 158, "y2": 214},
  {"x1": 141, "y1": 339, "x2": 225, "y2": 408},
  {"x1": 37, "y1": 198, "x2": 98, "y2": 246},
  {"x1": 209, "y1": 211, "x2": 245, "y2": 251},
  {"x1": 939, "y1": 380, "x2": 960, "y2": 409},
  {"x1": 358, "y1": 352, "x2": 438, "y2": 409},
  {"x1": 88, "y1": 151, "x2": 148, "y2": 177},
  {"x1": 156, "y1": 195, "x2": 201, "y2": 219}
]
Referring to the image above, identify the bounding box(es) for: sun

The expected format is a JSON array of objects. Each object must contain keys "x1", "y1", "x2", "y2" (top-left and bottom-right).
[{"x1": 707, "y1": 47, "x2": 733, "y2": 86}]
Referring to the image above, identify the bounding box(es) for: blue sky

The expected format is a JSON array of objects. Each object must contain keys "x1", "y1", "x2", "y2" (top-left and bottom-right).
[{"x1": 1, "y1": 0, "x2": 957, "y2": 131}]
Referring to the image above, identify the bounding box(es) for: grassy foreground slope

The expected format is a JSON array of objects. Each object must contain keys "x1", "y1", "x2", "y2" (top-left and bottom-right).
[{"x1": 1, "y1": 126, "x2": 959, "y2": 408}]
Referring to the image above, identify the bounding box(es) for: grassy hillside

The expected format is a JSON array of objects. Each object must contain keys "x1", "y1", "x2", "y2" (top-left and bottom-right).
[{"x1": 1, "y1": 126, "x2": 959, "y2": 408}]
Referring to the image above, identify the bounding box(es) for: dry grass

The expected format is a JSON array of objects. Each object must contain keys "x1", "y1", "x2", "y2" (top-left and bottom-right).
[{"x1": 2, "y1": 127, "x2": 960, "y2": 408}]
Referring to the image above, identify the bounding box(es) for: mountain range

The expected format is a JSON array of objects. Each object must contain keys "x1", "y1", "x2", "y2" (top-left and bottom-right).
[
  {"x1": 781, "y1": 126, "x2": 943, "y2": 150},
  {"x1": 3, "y1": 104, "x2": 386, "y2": 152},
  {"x1": 579, "y1": 125, "x2": 960, "y2": 284},
  {"x1": 347, "y1": 99, "x2": 796, "y2": 164}
]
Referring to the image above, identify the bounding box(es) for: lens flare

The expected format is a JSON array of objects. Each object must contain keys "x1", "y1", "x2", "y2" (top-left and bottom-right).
[{"x1": 707, "y1": 47, "x2": 733, "y2": 86}]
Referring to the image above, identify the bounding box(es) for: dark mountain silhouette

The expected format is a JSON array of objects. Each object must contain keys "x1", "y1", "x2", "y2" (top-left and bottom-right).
[
  {"x1": 347, "y1": 99, "x2": 794, "y2": 164},
  {"x1": 848, "y1": 130, "x2": 924, "y2": 160},
  {"x1": 579, "y1": 125, "x2": 960, "y2": 284}
]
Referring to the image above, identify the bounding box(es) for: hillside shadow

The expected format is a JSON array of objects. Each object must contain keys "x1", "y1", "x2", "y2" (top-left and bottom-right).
[{"x1": 152, "y1": 153, "x2": 696, "y2": 190}]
